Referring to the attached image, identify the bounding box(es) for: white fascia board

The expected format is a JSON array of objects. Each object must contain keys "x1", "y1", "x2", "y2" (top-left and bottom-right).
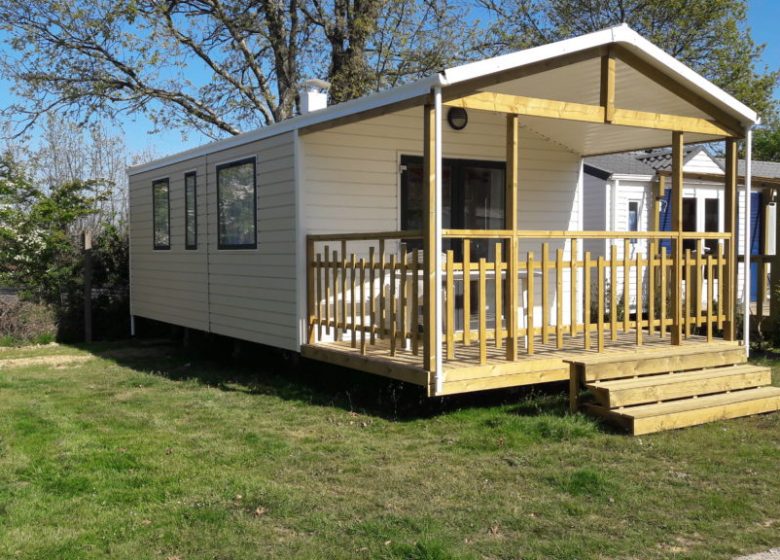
[
  {"x1": 611, "y1": 173, "x2": 654, "y2": 183},
  {"x1": 128, "y1": 75, "x2": 442, "y2": 176}
]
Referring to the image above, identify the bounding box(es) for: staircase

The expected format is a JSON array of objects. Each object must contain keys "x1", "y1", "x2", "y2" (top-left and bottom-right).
[{"x1": 566, "y1": 342, "x2": 780, "y2": 435}]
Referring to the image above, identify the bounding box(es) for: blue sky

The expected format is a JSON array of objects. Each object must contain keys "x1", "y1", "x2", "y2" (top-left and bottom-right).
[{"x1": 1, "y1": 1, "x2": 779, "y2": 160}]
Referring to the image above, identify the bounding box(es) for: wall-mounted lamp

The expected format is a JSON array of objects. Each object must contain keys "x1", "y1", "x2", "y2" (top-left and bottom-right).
[{"x1": 447, "y1": 107, "x2": 468, "y2": 131}]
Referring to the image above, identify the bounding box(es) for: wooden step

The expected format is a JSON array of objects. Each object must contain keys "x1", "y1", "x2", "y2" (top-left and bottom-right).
[
  {"x1": 588, "y1": 365, "x2": 772, "y2": 408},
  {"x1": 567, "y1": 342, "x2": 745, "y2": 382},
  {"x1": 586, "y1": 386, "x2": 780, "y2": 436}
]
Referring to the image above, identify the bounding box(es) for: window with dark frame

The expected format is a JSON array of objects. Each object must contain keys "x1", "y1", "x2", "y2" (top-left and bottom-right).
[
  {"x1": 628, "y1": 200, "x2": 639, "y2": 244},
  {"x1": 185, "y1": 172, "x2": 197, "y2": 250},
  {"x1": 152, "y1": 178, "x2": 170, "y2": 249},
  {"x1": 217, "y1": 158, "x2": 257, "y2": 249}
]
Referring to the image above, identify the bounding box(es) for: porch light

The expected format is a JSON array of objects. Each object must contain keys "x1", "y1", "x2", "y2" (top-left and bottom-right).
[{"x1": 447, "y1": 107, "x2": 468, "y2": 130}]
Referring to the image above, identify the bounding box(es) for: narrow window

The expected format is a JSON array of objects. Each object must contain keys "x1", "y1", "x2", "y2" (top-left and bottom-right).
[
  {"x1": 185, "y1": 172, "x2": 197, "y2": 250},
  {"x1": 628, "y1": 200, "x2": 639, "y2": 243},
  {"x1": 217, "y1": 158, "x2": 256, "y2": 249},
  {"x1": 152, "y1": 178, "x2": 170, "y2": 249}
]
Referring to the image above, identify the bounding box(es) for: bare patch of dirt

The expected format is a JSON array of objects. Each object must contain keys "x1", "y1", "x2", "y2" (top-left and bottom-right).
[{"x1": 0, "y1": 354, "x2": 92, "y2": 368}]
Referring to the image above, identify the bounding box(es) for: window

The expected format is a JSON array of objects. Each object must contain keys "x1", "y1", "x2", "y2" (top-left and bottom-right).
[
  {"x1": 704, "y1": 198, "x2": 720, "y2": 256},
  {"x1": 217, "y1": 158, "x2": 257, "y2": 249},
  {"x1": 185, "y1": 172, "x2": 197, "y2": 250},
  {"x1": 628, "y1": 201, "x2": 639, "y2": 243},
  {"x1": 152, "y1": 178, "x2": 170, "y2": 249}
]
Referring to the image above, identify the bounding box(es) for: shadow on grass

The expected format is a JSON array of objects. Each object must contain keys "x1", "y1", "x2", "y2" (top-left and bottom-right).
[{"x1": 79, "y1": 332, "x2": 585, "y2": 424}]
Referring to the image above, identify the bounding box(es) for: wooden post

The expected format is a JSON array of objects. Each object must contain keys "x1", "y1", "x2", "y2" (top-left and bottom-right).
[
  {"x1": 83, "y1": 230, "x2": 93, "y2": 343},
  {"x1": 671, "y1": 131, "x2": 684, "y2": 345},
  {"x1": 757, "y1": 189, "x2": 771, "y2": 321},
  {"x1": 306, "y1": 237, "x2": 316, "y2": 344},
  {"x1": 600, "y1": 48, "x2": 616, "y2": 124},
  {"x1": 506, "y1": 115, "x2": 519, "y2": 360},
  {"x1": 651, "y1": 175, "x2": 666, "y2": 232},
  {"x1": 422, "y1": 103, "x2": 437, "y2": 372},
  {"x1": 723, "y1": 138, "x2": 738, "y2": 340}
]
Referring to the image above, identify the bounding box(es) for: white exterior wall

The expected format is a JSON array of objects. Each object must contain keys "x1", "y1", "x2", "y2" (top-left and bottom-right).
[
  {"x1": 129, "y1": 131, "x2": 299, "y2": 351},
  {"x1": 301, "y1": 107, "x2": 583, "y2": 333}
]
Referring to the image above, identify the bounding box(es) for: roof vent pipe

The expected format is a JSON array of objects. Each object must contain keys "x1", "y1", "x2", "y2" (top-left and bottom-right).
[{"x1": 300, "y1": 79, "x2": 331, "y2": 114}]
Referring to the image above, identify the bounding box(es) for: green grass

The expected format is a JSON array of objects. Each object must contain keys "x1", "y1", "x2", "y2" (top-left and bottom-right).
[{"x1": 1, "y1": 341, "x2": 779, "y2": 560}]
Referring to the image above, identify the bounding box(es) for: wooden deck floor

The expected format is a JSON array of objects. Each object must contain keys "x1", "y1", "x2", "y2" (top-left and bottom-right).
[{"x1": 301, "y1": 330, "x2": 741, "y2": 396}]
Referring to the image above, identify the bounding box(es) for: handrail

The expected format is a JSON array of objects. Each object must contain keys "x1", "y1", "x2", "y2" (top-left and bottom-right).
[
  {"x1": 307, "y1": 230, "x2": 422, "y2": 242},
  {"x1": 442, "y1": 229, "x2": 730, "y2": 240}
]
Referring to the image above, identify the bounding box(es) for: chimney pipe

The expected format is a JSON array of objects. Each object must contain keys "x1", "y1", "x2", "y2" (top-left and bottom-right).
[{"x1": 300, "y1": 79, "x2": 331, "y2": 114}]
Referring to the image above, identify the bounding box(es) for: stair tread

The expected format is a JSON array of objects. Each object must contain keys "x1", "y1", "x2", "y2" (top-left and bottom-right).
[
  {"x1": 612, "y1": 386, "x2": 780, "y2": 419},
  {"x1": 588, "y1": 364, "x2": 770, "y2": 391},
  {"x1": 565, "y1": 341, "x2": 741, "y2": 366}
]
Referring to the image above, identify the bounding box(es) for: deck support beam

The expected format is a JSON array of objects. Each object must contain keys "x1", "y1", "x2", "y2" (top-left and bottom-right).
[
  {"x1": 671, "y1": 131, "x2": 684, "y2": 345},
  {"x1": 444, "y1": 92, "x2": 735, "y2": 137},
  {"x1": 506, "y1": 114, "x2": 520, "y2": 361},
  {"x1": 723, "y1": 138, "x2": 738, "y2": 340}
]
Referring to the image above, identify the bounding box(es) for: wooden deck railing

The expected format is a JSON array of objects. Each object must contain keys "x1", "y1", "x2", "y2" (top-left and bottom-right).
[
  {"x1": 306, "y1": 231, "x2": 425, "y2": 366},
  {"x1": 738, "y1": 254, "x2": 773, "y2": 317},
  {"x1": 307, "y1": 230, "x2": 733, "y2": 370}
]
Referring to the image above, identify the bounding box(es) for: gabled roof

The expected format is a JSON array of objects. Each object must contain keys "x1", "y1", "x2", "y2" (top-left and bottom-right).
[
  {"x1": 129, "y1": 24, "x2": 758, "y2": 176},
  {"x1": 584, "y1": 153, "x2": 657, "y2": 178},
  {"x1": 634, "y1": 147, "x2": 706, "y2": 171},
  {"x1": 713, "y1": 158, "x2": 780, "y2": 179}
]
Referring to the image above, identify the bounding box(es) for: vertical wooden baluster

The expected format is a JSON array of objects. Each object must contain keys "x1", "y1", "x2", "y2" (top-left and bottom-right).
[
  {"x1": 360, "y1": 258, "x2": 366, "y2": 355},
  {"x1": 463, "y1": 240, "x2": 471, "y2": 346},
  {"x1": 306, "y1": 238, "x2": 316, "y2": 344},
  {"x1": 331, "y1": 250, "x2": 340, "y2": 341},
  {"x1": 316, "y1": 253, "x2": 323, "y2": 340},
  {"x1": 648, "y1": 240, "x2": 656, "y2": 336},
  {"x1": 707, "y1": 253, "x2": 714, "y2": 342},
  {"x1": 684, "y1": 248, "x2": 692, "y2": 339},
  {"x1": 757, "y1": 255, "x2": 766, "y2": 321},
  {"x1": 368, "y1": 247, "x2": 375, "y2": 345},
  {"x1": 717, "y1": 243, "x2": 724, "y2": 329},
  {"x1": 636, "y1": 251, "x2": 643, "y2": 346},
  {"x1": 584, "y1": 251, "x2": 592, "y2": 350},
  {"x1": 610, "y1": 244, "x2": 618, "y2": 341},
  {"x1": 527, "y1": 252, "x2": 535, "y2": 355},
  {"x1": 542, "y1": 243, "x2": 550, "y2": 344},
  {"x1": 399, "y1": 244, "x2": 408, "y2": 349},
  {"x1": 597, "y1": 256, "x2": 605, "y2": 353},
  {"x1": 390, "y1": 254, "x2": 397, "y2": 355},
  {"x1": 660, "y1": 246, "x2": 667, "y2": 337},
  {"x1": 556, "y1": 247, "x2": 564, "y2": 349},
  {"x1": 695, "y1": 240, "x2": 704, "y2": 329},
  {"x1": 341, "y1": 243, "x2": 348, "y2": 338},
  {"x1": 412, "y1": 249, "x2": 420, "y2": 355},
  {"x1": 446, "y1": 250, "x2": 455, "y2": 360},
  {"x1": 495, "y1": 242, "x2": 503, "y2": 349},
  {"x1": 378, "y1": 239, "x2": 385, "y2": 338},
  {"x1": 570, "y1": 239, "x2": 578, "y2": 337},
  {"x1": 623, "y1": 239, "x2": 630, "y2": 333},
  {"x1": 324, "y1": 246, "x2": 331, "y2": 337},
  {"x1": 507, "y1": 237, "x2": 518, "y2": 361},
  {"x1": 479, "y1": 258, "x2": 487, "y2": 365},
  {"x1": 350, "y1": 254, "x2": 357, "y2": 348}
]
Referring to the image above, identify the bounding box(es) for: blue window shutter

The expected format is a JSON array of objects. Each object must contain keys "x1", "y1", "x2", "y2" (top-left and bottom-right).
[
  {"x1": 659, "y1": 188, "x2": 673, "y2": 253},
  {"x1": 750, "y1": 192, "x2": 762, "y2": 302}
]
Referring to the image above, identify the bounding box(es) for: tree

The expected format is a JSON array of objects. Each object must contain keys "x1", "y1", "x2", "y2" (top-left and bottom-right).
[
  {"x1": 0, "y1": 0, "x2": 479, "y2": 138},
  {"x1": 479, "y1": 0, "x2": 779, "y2": 120},
  {"x1": 752, "y1": 122, "x2": 780, "y2": 162}
]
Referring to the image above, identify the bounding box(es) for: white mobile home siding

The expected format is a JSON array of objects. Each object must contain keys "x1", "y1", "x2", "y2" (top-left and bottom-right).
[
  {"x1": 129, "y1": 131, "x2": 298, "y2": 351},
  {"x1": 301, "y1": 107, "x2": 583, "y2": 331}
]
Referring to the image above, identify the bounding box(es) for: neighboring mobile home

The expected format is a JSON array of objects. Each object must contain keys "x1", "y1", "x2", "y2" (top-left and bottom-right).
[
  {"x1": 129, "y1": 25, "x2": 780, "y2": 434},
  {"x1": 583, "y1": 149, "x2": 780, "y2": 310}
]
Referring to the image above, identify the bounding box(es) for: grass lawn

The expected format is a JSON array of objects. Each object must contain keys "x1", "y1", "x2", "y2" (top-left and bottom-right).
[{"x1": 1, "y1": 340, "x2": 779, "y2": 560}]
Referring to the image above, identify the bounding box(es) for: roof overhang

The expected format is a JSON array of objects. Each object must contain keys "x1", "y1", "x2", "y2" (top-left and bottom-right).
[{"x1": 129, "y1": 24, "x2": 758, "y2": 176}]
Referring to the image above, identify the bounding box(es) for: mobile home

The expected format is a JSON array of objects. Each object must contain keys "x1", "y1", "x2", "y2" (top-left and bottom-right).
[{"x1": 129, "y1": 25, "x2": 780, "y2": 434}]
